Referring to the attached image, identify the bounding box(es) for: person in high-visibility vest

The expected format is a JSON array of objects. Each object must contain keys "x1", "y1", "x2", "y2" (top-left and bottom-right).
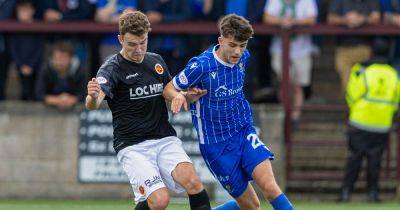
[{"x1": 338, "y1": 38, "x2": 400, "y2": 202}]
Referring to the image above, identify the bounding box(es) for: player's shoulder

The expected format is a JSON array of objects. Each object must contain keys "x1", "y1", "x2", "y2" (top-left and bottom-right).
[
  {"x1": 98, "y1": 54, "x2": 120, "y2": 74},
  {"x1": 186, "y1": 48, "x2": 215, "y2": 71},
  {"x1": 146, "y1": 52, "x2": 165, "y2": 63}
]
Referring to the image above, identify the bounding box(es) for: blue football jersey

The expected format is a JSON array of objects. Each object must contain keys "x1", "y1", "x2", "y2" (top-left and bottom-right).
[{"x1": 173, "y1": 45, "x2": 253, "y2": 144}]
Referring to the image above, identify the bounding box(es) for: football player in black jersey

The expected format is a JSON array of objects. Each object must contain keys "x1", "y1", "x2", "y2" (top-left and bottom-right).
[{"x1": 85, "y1": 10, "x2": 210, "y2": 210}]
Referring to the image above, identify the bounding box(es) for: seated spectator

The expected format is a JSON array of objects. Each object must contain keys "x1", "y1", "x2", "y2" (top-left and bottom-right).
[
  {"x1": 142, "y1": 0, "x2": 191, "y2": 75},
  {"x1": 9, "y1": 0, "x2": 44, "y2": 101},
  {"x1": 327, "y1": 0, "x2": 380, "y2": 92},
  {"x1": 263, "y1": 0, "x2": 317, "y2": 125},
  {"x1": 35, "y1": 41, "x2": 86, "y2": 111},
  {"x1": 94, "y1": 0, "x2": 136, "y2": 62},
  {"x1": 0, "y1": 0, "x2": 16, "y2": 101},
  {"x1": 43, "y1": 0, "x2": 95, "y2": 22}
]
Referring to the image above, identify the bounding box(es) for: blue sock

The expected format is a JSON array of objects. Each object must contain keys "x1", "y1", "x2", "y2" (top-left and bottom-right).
[
  {"x1": 213, "y1": 200, "x2": 240, "y2": 210},
  {"x1": 270, "y1": 193, "x2": 294, "y2": 210}
]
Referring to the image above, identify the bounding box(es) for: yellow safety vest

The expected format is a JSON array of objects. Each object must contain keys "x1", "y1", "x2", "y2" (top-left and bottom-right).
[{"x1": 346, "y1": 63, "x2": 400, "y2": 132}]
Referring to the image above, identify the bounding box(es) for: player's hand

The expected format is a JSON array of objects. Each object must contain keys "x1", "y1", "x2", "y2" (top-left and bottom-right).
[
  {"x1": 171, "y1": 93, "x2": 188, "y2": 114},
  {"x1": 87, "y1": 78, "x2": 101, "y2": 99},
  {"x1": 186, "y1": 88, "x2": 207, "y2": 103}
]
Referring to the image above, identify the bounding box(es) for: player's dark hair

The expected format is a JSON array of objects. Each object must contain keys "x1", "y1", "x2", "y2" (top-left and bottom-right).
[
  {"x1": 52, "y1": 41, "x2": 74, "y2": 56},
  {"x1": 119, "y1": 10, "x2": 151, "y2": 36},
  {"x1": 218, "y1": 14, "x2": 254, "y2": 42},
  {"x1": 16, "y1": 0, "x2": 33, "y2": 7}
]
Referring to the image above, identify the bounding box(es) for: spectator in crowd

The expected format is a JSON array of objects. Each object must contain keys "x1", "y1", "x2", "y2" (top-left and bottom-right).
[
  {"x1": 263, "y1": 0, "x2": 318, "y2": 125},
  {"x1": 35, "y1": 41, "x2": 86, "y2": 111},
  {"x1": 95, "y1": 0, "x2": 136, "y2": 62},
  {"x1": 9, "y1": 0, "x2": 44, "y2": 101},
  {"x1": 42, "y1": 0, "x2": 95, "y2": 22},
  {"x1": 0, "y1": 0, "x2": 16, "y2": 101},
  {"x1": 381, "y1": 0, "x2": 400, "y2": 69},
  {"x1": 142, "y1": 0, "x2": 191, "y2": 76},
  {"x1": 339, "y1": 38, "x2": 399, "y2": 202},
  {"x1": 327, "y1": 0, "x2": 380, "y2": 92}
]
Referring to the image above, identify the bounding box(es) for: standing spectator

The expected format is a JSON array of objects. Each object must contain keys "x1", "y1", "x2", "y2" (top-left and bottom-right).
[
  {"x1": 327, "y1": 0, "x2": 380, "y2": 92},
  {"x1": 263, "y1": 0, "x2": 317, "y2": 125},
  {"x1": 95, "y1": 0, "x2": 136, "y2": 62},
  {"x1": 9, "y1": 0, "x2": 44, "y2": 101},
  {"x1": 339, "y1": 38, "x2": 400, "y2": 202},
  {"x1": 142, "y1": 0, "x2": 191, "y2": 76},
  {"x1": 0, "y1": 0, "x2": 16, "y2": 101},
  {"x1": 35, "y1": 41, "x2": 86, "y2": 111}
]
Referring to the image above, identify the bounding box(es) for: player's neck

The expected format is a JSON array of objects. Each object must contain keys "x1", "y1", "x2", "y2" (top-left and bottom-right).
[
  {"x1": 215, "y1": 48, "x2": 229, "y2": 64},
  {"x1": 120, "y1": 50, "x2": 143, "y2": 64}
]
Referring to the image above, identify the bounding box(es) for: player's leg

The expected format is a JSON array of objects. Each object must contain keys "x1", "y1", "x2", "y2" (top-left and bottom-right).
[
  {"x1": 117, "y1": 144, "x2": 170, "y2": 210},
  {"x1": 199, "y1": 135, "x2": 259, "y2": 210},
  {"x1": 252, "y1": 160, "x2": 294, "y2": 210},
  {"x1": 158, "y1": 136, "x2": 211, "y2": 210},
  {"x1": 241, "y1": 126, "x2": 294, "y2": 210}
]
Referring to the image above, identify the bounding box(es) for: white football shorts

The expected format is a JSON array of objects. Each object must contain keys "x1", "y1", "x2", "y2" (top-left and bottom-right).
[{"x1": 116, "y1": 136, "x2": 192, "y2": 203}]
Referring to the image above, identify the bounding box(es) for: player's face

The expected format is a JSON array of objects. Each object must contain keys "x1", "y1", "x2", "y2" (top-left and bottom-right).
[
  {"x1": 218, "y1": 36, "x2": 248, "y2": 64},
  {"x1": 119, "y1": 32, "x2": 148, "y2": 63}
]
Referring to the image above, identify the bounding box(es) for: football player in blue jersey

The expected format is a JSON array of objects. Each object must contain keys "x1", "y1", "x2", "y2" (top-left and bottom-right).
[{"x1": 163, "y1": 14, "x2": 294, "y2": 210}]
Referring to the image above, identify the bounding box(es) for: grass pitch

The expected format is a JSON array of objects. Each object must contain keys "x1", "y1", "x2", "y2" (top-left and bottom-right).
[{"x1": 0, "y1": 200, "x2": 398, "y2": 210}]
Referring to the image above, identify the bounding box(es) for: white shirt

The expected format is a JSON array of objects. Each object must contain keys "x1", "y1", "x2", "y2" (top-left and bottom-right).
[{"x1": 264, "y1": 0, "x2": 318, "y2": 58}]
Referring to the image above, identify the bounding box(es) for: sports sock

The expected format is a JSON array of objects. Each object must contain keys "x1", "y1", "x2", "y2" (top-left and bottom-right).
[
  {"x1": 270, "y1": 193, "x2": 294, "y2": 210},
  {"x1": 134, "y1": 200, "x2": 150, "y2": 210},
  {"x1": 213, "y1": 200, "x2": 240, "y2": 210},
  {"x1": 189, "y1": 189, "x2": 212, "y2": 210}
]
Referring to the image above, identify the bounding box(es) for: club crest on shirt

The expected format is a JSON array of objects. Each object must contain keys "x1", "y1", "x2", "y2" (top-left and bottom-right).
[
  {"x1": 138, "y1": 185, "x2": 145, "y2": 195},
  {"x1": 239, "y1": 62, "x2": 244, "y2": 72},
  {"x1": 155, "y1": 64, "x2": 164, "y2": 74}
]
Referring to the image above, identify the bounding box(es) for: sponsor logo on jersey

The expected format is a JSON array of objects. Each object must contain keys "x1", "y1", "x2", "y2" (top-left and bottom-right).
[
  {"x1": 138, "y1": 185, "x2": 145, "y2": 195},
  {"x1": 215, "y1": 85, "x2": 242, "y2": 97},
  {"x1": 190, "y1": 62, "x2": 198, "y2": 69},
  {"x1": 210, "y1": 71, "x2": 217, "y2": 79},
  {"x1": 178, "y1": 72, "x2": 188, "y2": 85},
  {"x1": 155, "y1": 64, "x2": 164, "y2": 74},
  {"x1": 96, "y1": 77, "x2": 107, "y2": 84},
  {"x1": 129, "y1": 83, "x2": 164, "y2": 100},
  {"x1": 126, "y1": 73, "x2": 139, "y2": 79},
  {"x1": 144, "y1": 175, "x2": 162, "y2": 188}
]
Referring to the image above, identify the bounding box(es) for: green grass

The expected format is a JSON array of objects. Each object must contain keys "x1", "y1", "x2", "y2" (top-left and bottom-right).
[{"x1": 0, "y1": 200, "x2": 398, "y2": 210}]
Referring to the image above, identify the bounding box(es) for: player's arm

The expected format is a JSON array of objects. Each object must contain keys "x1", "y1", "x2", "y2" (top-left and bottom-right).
[
  {"x1": 85, "y1": 78, "x2": 106, "y2": 110},
  {"x1": 163, "y1": 81, "x2": 188, "y2": 113}
]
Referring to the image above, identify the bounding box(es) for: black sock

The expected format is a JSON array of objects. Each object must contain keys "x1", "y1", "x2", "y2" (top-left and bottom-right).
[
  {"x1": 188, "y1": 189, "x2": 211, "y2": 210},
  {"x1": 134, "y1": 200, "x2": 150, "y2": 210}
]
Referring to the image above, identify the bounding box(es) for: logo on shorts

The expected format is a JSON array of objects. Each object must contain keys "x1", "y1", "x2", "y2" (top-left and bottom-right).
[
  {"x1": 224, "y1": 184, "x2": 232, "y2": 193},
  {"x1": 139, "y1": 185, "x2": 145, "y2": 195},
  {"x1": 155, "y1": 64, "x2": 164, "y2": 74},
  {"x1": 144, "y1": 175, "x2": 163, "y2": 188}
]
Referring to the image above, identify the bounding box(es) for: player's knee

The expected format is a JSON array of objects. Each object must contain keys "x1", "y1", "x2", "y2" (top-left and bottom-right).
[
  {"x1": 182, "y1": 175, "x2": 203, "y2": 194},
  {"x1": 237, "y1": 198, "x2": 260, "y2": 210},
  {"x1": 147, "y1": 190, "x2": 170, "y2": 210},
  {"x1": 261, "y1": 181, "x2": 281, "y2": 201}
]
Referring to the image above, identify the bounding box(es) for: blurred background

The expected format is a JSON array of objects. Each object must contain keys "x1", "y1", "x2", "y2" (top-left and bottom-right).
[{"x1": 0, "y1": 0, "x2": 399, "y2": 208}]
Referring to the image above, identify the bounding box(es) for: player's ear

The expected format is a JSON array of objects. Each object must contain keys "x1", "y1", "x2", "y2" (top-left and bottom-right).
[
  {"x1": 218, "y1": 36, "x2": 223, "y2": 45},
  {"x1": 118, "y1": 35, "x2": 123, "y2": 45}
]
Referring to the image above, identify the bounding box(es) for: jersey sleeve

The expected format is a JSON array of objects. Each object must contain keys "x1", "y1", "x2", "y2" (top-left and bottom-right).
[
  {"x1": 96, "y1": 64, "x2": 117, "y2": 100},
  {"x1": 172, "y1": 58, "x2": 204, "y2": 90}
]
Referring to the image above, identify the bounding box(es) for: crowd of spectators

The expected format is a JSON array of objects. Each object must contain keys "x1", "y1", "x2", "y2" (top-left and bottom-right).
[{"x1": 0, "y1": 0, "x2": 399, "y2": 113}]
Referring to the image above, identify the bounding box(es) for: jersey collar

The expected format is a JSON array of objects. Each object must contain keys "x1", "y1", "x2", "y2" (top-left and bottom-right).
[{"x1": 213, "y1": 45, "x2": 235, "y2": 68}]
